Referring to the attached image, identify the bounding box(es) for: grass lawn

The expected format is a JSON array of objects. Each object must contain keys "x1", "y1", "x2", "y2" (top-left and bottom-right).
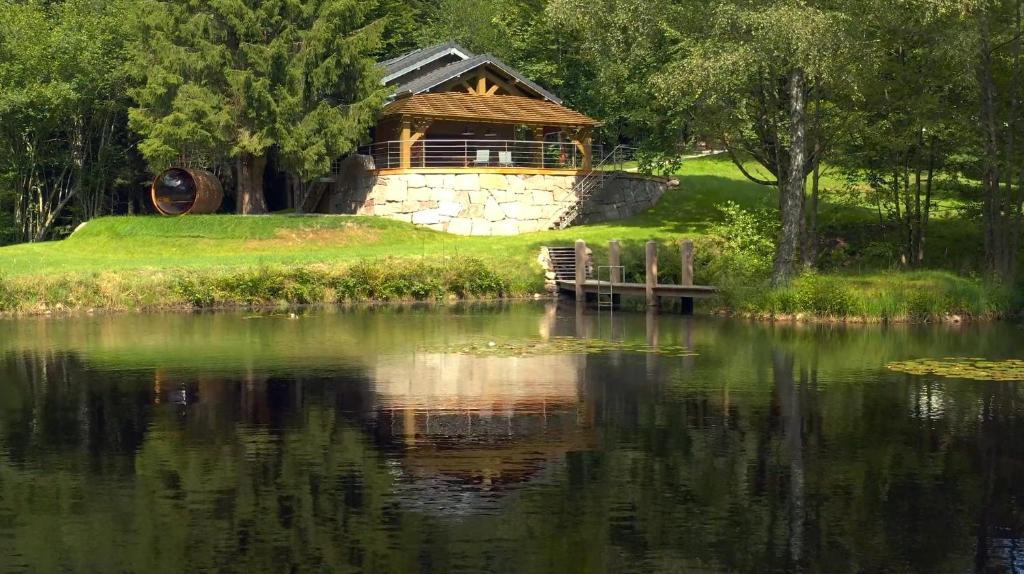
[
  {"x1": 0, "y1": 155, "x2": 773, "y2": 287},
  {"x1": 0, "y1": 154, "x2": 1012, "y2": 320}
]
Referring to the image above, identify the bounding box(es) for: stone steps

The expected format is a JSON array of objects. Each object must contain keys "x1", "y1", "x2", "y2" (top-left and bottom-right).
[{"x1": 545, "y1": 247, "x2": 579, "y2": 281}]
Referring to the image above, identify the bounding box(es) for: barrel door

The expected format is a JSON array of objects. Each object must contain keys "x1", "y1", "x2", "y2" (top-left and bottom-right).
[{"x1": 151, "y1": 168, "x2": 223, "y2": 216}]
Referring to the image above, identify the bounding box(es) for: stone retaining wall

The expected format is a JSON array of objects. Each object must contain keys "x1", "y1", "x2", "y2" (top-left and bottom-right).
[{"x1": 325, "y1": 156, "x2": 669, "y2": 235}]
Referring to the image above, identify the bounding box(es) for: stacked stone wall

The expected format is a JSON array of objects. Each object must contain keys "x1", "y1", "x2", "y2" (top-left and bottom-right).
[{"x1": 326, "y1": 157, "x2": 669, "y2": 235}]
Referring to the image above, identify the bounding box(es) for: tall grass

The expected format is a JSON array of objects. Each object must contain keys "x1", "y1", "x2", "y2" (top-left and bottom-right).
[
  {"x1": 0, "y1": 257, "x2": 513, "y2": 315},
  {"x1": 727, "y1": 271, "x2": 1014, "y2": 322}
]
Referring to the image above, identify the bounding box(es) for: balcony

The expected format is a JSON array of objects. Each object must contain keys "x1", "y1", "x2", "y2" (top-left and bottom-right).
[{"x1": 359, "y1": 139, "x2": 605, "y2": 173}]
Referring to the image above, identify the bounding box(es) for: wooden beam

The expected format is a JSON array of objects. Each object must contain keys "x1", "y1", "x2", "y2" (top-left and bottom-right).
[
  {"x1": 680, "y1": 240, "x2": 694, "y2": 286},
  {"x1": 481, "y1": 70, "x2": 526, "y2": 97},
  {"x1": 680, "y1": 239, "x2": 695, "y2": 315},
  {"x1": 581, "y1": 128, "x2": 593, "y2": 169},
  {"x1": 575, "y1": 239, "x2": 587, "y2": 301},
  {"x1": 645, "y1": 240, "x2": 658, "y2": 308},
  {"x1": 608, "y1": 240, "x2": 622, "y2": 283},
  {"x1": 476, "y1": 75, "x2": 487, "y2": 96},
  {"x1": 399, "y1": 120, "x2": 412, "y2": 169},
  {"x1": 533, "y1": 127, "x2": 545, "y2": 168},
  {"x1": 484, "y1": 84, "x2": 501, "y2": 96},
  {"x1": 461, "y1": 80, "x2": 477, "y2": 95}
]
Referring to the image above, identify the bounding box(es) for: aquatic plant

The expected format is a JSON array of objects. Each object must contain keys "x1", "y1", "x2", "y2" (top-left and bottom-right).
[
  {"x1": 887, "y1": 357, "x2": 1024, "y2": 381},
  {"x1": 421, "y1": 336, "x2": 698, "y2": 358}
]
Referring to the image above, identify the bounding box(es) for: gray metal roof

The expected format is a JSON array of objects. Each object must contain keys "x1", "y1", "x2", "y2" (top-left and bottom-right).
[
  {"x1": 380, "y1": 42, "x2": 474, "y2": 84},
  {"x1": 386, "y1": 53, "x2": 562, "y2": 104}
]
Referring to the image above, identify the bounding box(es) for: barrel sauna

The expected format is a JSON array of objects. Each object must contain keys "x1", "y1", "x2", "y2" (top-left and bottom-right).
[{"x1": 151, "y1": 168, "x2": 223, "y2": 215}]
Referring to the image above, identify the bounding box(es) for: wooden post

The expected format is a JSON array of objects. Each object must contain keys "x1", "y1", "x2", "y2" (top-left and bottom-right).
[
  {"x1": 680, "y1": 239, "x2": 694, "y2": 315},
  {"x1": 533, "y1": 127, "x2": 545, "y2": 169},
  {"x1": 608, "y1": 240, "x2": 622, "y2": 283},
  {"x1": 582, "y1": 129, "x2": 593, "y2": 170},
  {"x1": 572, "y1": 128, "x2": 593, "y2": 170},
  {"x1": 575, "y1": 239, "x2": 587, "y2": 301},
  {"x1": 399, "y1": 120, "x2": 412, "y2": 169},
  {"x1": 680, "y1": 240, "x2": 694, "y2": 286},
  {"x1": 645, "y1": 240, "x2": 658, "y2": 308}
]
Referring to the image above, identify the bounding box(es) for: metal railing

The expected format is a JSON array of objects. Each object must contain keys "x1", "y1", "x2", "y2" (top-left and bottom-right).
[
  {"x1": 551, "y1": 144, "x2": 637, "y2": 230},
  {"x1": 358, "y1": 139, "x2": 606, "y2": 170}
]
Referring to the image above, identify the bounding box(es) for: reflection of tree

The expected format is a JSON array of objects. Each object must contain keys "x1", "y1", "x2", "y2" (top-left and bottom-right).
[
  {"x1": 772, "y1": 350, "x2": 804, "y2": 569},
  {"x1": 3, "y1": 315, "x2": 1024, "y2": 572}
]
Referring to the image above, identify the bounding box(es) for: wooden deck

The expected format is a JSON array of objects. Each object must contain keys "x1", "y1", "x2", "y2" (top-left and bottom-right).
[
  {"x1": 546, "y1": 239, "x2": 717, "y2": 314},
  {"x1": 556, "y1": 280, "x2": 718, "y2": 299}
]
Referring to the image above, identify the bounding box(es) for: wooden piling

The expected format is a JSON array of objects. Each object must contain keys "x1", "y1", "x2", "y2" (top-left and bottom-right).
[
  {"x1": 680, "y1": 240, "x2": 694, "y2": 286},
  {"x1": 645, "y1": 240, "x2": 658, "y2": 308},
  {"x1": 575, "y1": 239, "x2": 587, "y2": 301},
  {"x1": 608, "y1": 240, "x2": 622, "y2": 283},
  {"x1": 680, "y1": 239, "x2": 695, "y2": 315}
]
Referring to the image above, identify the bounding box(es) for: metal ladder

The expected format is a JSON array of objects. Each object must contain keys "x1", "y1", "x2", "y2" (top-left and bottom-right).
[{"x1": 596, "y1": 265, "x2": 624, "y2": 309}]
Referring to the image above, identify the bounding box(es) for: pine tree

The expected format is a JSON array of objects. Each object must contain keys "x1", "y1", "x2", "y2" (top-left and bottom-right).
[{"x1": 129, "y1": 0, "x2": 386, "y2": 214}]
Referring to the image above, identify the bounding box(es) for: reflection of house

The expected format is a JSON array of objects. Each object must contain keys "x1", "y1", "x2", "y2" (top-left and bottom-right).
[
  {"x1": 316, "y1": 42, "x2": 668, "y2": 235},
  {"x1": 367, "y1": 352, "x2": 594, "y2": 511}
]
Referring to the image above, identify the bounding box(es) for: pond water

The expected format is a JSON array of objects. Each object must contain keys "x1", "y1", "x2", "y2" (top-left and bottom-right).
[{"x1": 1, "y1": 303, "x2": 1023, "y2": 573}]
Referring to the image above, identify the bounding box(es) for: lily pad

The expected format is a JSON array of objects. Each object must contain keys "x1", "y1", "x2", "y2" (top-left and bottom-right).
[
  {"x1": 887, "y1": 357, "x2": 1024, "y2": 381},
  {"x1": 421, "y1": 336, "x2": 698, "y2": 358}
]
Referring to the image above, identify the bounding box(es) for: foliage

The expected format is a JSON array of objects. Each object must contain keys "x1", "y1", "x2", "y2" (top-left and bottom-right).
[
  {"x1": 128, "y1": 0, "x2": 386, "y2": 212},
  {"x1": 739, "y1": 270, "x2": 1012, "y2": 322},
  {"x1": 0, "y1": 0, "x2": 138, "y2": 242},
  {"x1": 709, "y1": 201, "x2": 778, "y2": 277}
]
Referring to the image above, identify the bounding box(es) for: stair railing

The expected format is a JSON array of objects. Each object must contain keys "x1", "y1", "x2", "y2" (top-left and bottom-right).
[{"x1": 552, "y1": 145, "x2": 636, "y2": 230}]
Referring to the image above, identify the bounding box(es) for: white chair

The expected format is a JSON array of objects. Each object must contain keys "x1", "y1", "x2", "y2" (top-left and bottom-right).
[
  {"x1": 498, "y1": 151, "x2": 514, "y2": 167},
  {"x1": 473, "y1": 149, "x2": 491, "y2": 166}
]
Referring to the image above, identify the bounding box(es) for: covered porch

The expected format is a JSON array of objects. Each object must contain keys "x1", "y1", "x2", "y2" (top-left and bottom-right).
[{"x1": 369, "y1": 92, "x2": 600, "y2": 173}]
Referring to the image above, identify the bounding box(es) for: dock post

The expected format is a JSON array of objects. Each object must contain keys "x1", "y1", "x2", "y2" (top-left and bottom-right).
[
  {"x1": 680, "y1": 240, "x2": 694, "y2": 286},
  {"x1": 608, "y1": 240, "x2": 622, "y2": 283},
  {"x1": 645, "y1": 240, "x2": 658, "y2": 308},
  {"x1": 607, "y1": 240, "x2": 623, "y2": 308},
  {"x1": 575, "y1": 239, "x2": 587, "y2": 301},
  {"x1": 680, "y1": 239, "x2": 694, "y2": 315}
]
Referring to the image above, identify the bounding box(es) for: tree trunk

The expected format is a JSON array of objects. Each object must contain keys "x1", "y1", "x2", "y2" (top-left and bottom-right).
[
  {"x1": 773, "y1": 350, "x2": 805, "y2": 567},
  {"x1": 917, "y1": 143, "x2": 935, "y2": 265},
  {"x1": 978, "y1": 14, "x2": 1007, "y2": 278},
  {"x1": 1004, "y1": 0, "x2": 1023, "y2": 279},
  {"x1": 236, "y1": 152, "x2": 268, "y2": 215},
  {"x1": 772, "y1": 68, "x2": 807, "y2": 286}
]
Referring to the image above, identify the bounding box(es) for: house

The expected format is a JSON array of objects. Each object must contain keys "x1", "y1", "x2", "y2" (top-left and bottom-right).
[{"x1": 317, "y1": 43, "x2": 669, "y2": 235}]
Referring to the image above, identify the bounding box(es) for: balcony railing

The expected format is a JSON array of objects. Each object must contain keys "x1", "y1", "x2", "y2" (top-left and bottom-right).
[{"x1": 358, "y1": 139, "x2": 606, "y2": 171}]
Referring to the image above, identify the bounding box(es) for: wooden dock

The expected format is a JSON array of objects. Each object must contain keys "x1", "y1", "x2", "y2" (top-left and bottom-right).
[
  {"x1": 547, "y1": 239, "x2": 718, "y2": 314},
  {"x1": 556, "y1": 280, "x2": 718, "y2": 299}
]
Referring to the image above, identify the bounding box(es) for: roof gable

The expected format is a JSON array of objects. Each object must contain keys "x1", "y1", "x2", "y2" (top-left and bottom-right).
[
  {"x1": 379, "y1": 44, "x2": 562, "y2": 105},
  {"x1": 381, "y1": 42, "x2": 474, "y2": 85}
]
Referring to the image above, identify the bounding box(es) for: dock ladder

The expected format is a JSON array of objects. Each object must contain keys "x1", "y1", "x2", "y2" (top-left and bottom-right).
[{"x1": 596, "y1": 265, "x2": 624, "y2": 309}]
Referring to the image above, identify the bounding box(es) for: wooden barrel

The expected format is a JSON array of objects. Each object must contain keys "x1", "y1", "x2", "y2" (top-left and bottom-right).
[{"x1": 151, "y1": 167, "x2": 223, "y2": 215}]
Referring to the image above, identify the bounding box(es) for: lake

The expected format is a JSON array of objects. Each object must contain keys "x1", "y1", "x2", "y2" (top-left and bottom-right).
[{"x1": 1, "y1": 303, "x2": 1022, "y2": 573}]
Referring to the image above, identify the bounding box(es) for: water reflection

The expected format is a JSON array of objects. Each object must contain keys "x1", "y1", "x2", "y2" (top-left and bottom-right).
[
  {"x1": 1, "y1": 305, "x2": 1024, "y2": 572},
  {"x1": 370, "y1": 349, "x2": 592, "y2": 514}
]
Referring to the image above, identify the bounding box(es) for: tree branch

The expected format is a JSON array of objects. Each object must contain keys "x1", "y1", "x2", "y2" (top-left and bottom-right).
[{"x1": 725, "y1": 145, "x2": 778, "y2": 186}]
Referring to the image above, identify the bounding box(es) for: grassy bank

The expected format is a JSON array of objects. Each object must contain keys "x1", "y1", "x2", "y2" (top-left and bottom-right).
[
  {"x1": 0, "y1": 155, "x2": 1016, "y2": 321},
  {"x1": 0, "y1": 258, "x2": 513, "y2": 314}
]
